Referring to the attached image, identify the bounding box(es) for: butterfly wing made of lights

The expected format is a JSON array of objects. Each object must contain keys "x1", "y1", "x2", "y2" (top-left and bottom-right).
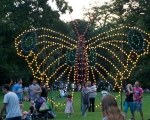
[
  {"x1": 87, "y1": 26, "x2": 150, "y2": 85},
  {"x1": 15, "y1": 28, "x2": 77, "y2": 81}
]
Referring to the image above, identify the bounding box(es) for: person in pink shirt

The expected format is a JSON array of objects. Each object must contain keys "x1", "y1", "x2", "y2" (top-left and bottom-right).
[{"x1": 133, "y1": 81, "x2": 144, "y2": 120}]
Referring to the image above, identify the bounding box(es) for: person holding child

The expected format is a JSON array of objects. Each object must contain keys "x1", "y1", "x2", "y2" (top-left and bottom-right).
[
  {"x1": 87, "y1": 81, "x2": 96, "y2": 112},
  {"x1": 82, "y1": 83, "x2": 89, "y2": 117},
  {"x1": 64, "y1": 95, "x2": 74, "y2": 118}
]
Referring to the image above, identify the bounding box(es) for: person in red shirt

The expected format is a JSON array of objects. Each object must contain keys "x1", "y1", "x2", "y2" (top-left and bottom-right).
[{"x1": 133, "y1": 81, "x2": 144, "y2": 120}]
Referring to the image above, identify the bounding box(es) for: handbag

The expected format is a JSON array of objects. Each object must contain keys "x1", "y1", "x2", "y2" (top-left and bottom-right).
[{"x1": 39, "y1": 101, "x2": 51, "y2": 112}]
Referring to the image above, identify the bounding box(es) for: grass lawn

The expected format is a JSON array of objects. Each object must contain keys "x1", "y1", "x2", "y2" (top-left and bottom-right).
[{"x1": 0, "y1": 92, "x2": 149, "y2": 120}]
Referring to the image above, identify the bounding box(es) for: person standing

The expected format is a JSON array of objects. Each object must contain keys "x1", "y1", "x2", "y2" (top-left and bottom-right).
[
  {"x1": 82, "y1": 83, "x2": 89, "y2": 117},
  {"x1": 0, "y1": 84, "x2": 22, "y2": 120},
  {"x1": 124, "y1": 84, "x2": 134, "y2": 120},
  {"x1": 87, "y1": 81, "x2": 96, "y2": 112},
  {"x1": 133, "y1": 81, "x2": 144, "y2": 120},
  {"x1": 40, "y1": 82, "x2": 48, "y2": 99},
  {"x1": 64, "y1": 95, "x2": 74, "y2": 118},
  {"x1": 13, "y1": 78, "x2": 23, "y2": 104},
  {"x1": 27, "y1": 79, "x2": 42, "y2": 101}
]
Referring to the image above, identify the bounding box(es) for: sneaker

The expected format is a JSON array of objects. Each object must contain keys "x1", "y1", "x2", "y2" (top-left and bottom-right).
[
  {"x1": 68, "y1": 116, "x2": 70, "y2": 118},
  {"x1": 83, "y1": 114, "x2": 87, "y2": 117},
  {"x1": 129, "y1": 118, "x2": 135, "y2": 120}
]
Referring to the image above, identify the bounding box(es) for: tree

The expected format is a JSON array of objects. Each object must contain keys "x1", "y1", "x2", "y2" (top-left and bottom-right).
[
  {"x1": 0, "y1": 0, "x2": 72, "y2": 85},
  {"x1": 82, "y1": 0, "x2": 150, "y2": 87}
]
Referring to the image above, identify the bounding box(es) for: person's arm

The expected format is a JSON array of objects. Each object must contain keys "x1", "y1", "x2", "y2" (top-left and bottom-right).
[
  {"x1": 27, "y1": 87, "x2": 30, "y2": 98},
  {"x1": 13, "y1": 85, "x2": 22, "y2": 94},
  {"x1": 22, "y1": 107, "x2": 33, "y2": 117},
  {"x1": 37, "y1": 85, "x2": 42, "y2": 93},
  {"x1": 34, "y1": 85, "x2": 42, "y2": 94},
  {"x1": 128, "y1": 88, "x2": 133, "y2": 94},
  {"x1": 88, "y1": 89, "x2": 96, "y2": 93},
  {"x1": 86, "y1": 87, "x2": 93, "y2": 93},
  {"x1": 136, "y1": 88, "x2": 143, "y2": 100},
  {"x1": 0, "y1": 103, "x2": 7, "y2": 118},
  {"x1": 72, "y1": 100, "x2": 73, "y2": 106},
  {"x1": 127, "y1": 86, "x2": 133, "y2": 94},
  {"x1": 36, "y1": 88, "x2": 42, "y2": 93}
]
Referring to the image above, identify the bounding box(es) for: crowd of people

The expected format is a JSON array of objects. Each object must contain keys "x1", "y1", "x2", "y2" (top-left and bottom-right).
[
  {"x1": 0, "y1": 78, "x2": 48, "y2": 120},
  {"x1": 81, "y1": 81, "x2": 146, "y2": 120},
  {"x1": 0, "y1": 79, "x2": 147, "y2": 120}
]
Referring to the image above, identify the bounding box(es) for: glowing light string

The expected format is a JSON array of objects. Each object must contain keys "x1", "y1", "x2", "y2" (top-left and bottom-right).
[
  {"x1": 14, "y1": 26, "x2": 150, "y2": 107},
  {"x1": 44, "y1": 54, "x2": 66, "y2": 73},
  {"x1": 90, "y1": 67, "x2": 96, "y2": 84}
]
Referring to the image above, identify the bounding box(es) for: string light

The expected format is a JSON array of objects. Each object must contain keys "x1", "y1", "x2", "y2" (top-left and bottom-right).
[
  {"x1": 21, "y1": 31, "x2": 38, "y2": 53},
  {"x1": 127, "y1": 29, "x2": 145, "y2": 52},
  {"x1": 14, "y1": 26, "x2": 150, "y2": 108},
  {"x1": 95, "y1": 80, "x2": 113, "y2": 108}
]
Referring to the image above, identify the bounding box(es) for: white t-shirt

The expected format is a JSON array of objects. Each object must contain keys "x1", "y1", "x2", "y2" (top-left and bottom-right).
[
  {"x1": 101, "y1": 90, "x2": 108, "y2": 97},
  {"x1": 59, "y1": 89, "x2": 65, "y2": 97},
  {"x1": 91, "y1": 85, "x2": 97, "y2": 91},
  {"x1": 71, "y1": 84, "x2": 75, "y2": 89},
  {"x1": 3, "y1": 92, "x2": 22, "y2": 118}
]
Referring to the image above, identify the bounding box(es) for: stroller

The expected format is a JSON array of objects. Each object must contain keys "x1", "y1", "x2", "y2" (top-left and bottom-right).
[{"x1": 30, "y1": 97, "x2": 56, "y2": 120}]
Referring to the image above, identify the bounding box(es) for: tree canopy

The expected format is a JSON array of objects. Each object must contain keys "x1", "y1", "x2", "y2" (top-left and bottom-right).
[{"x1": 0, "y1": 0, "x2": 150, "y2": 88}]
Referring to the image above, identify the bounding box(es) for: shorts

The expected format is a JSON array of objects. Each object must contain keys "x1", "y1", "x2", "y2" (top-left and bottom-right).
[
  {"x1": 134, "y1": 102, "x2": 142, "y2": 112},
  {"x1": 124, "y1": 101, "x2": 134, "y2": 114},
  {"x1": 6, "y1": 116, "x2": 21, "y2": 120}
]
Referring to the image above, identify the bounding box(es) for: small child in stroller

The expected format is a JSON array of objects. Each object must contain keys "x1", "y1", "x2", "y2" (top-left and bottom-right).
[{"x1": 33, "y1": 97, "x2": 55, "y2": 119}]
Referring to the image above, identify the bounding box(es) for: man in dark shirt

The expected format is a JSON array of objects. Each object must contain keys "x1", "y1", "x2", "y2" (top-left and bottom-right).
[{"x1": 40, "y1": 82, "x2": 48, "y2": 99}]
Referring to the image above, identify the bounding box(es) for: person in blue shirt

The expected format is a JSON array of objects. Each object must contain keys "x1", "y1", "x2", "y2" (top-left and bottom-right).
[{"x1": 13, "y1": 78, "x2": 23, "y2": 104}]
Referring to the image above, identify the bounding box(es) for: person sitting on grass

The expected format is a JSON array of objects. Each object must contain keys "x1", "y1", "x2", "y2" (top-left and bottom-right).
[
  {"x1": 101, "y1": 88, "x2": 108, "y2": 97},
  {"x1": 59, "y1": 88, "x2": 65, "y2": 97},
  {"x1": 22, "y1": 101, "x2": 35, "y2": 120},
  {"x1": 101, "y1": 94, "x2": 125, "y2": 120},
  {"x1": 20, "y1": 104, "x2": 24, "y2": 114}
]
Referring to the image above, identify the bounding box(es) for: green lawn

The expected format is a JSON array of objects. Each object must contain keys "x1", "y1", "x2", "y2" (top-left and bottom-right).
[{"x1": 0, "y1": 92, "x2": 149, "y2": 120}]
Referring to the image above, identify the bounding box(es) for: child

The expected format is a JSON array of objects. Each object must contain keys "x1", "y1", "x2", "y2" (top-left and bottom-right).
[
  {"x1": 20, "y1": 104, "x2": 24, "y2": 113},
  {"x1": 101, "y1": 89, "x2": 108, "y2": 97},
  {"x1": 22, "y1": 101, "x2": 35, "y2": 120},
  {"x1": 64, "y1": 95, "x2": 74, "y2": 118},
  {"x1": 91, "y1": 83, "x2": 97, "y2": 96},
  {"x1": 23, "y1": 95, "x2": 29, "y2": 101},
  {"x1": 59, "y1": 89, "x2": 65, "y2": 97}
]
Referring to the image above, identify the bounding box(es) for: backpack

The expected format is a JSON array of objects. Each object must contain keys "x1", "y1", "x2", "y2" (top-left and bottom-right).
[{"x1": 35, "y1": 97, "x2": 46, "y2": 109}]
